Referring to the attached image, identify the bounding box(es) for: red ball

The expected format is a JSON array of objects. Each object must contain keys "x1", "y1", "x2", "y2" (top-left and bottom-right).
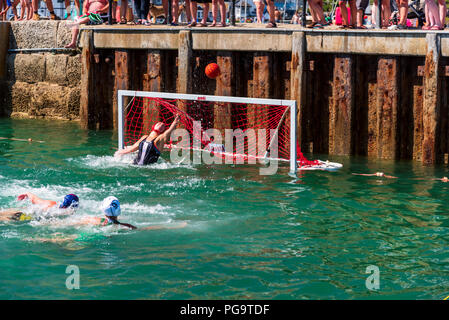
[{"x1": 205, "y1": 63, "x2": 220, "y2": 79}]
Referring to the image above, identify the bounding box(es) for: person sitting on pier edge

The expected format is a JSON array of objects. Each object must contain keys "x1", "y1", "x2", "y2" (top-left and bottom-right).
[
  {"x1": 65, "y1": 0, "x2": 109, "y2": 49},
  {"x1": 188, "y1": 0, "x2": 211, "y2": 26},
  {"x1": 32, "y1": 0, "x2": 61, "y2": 20},
  {"x1": 114, "y1": 114, "x2": 181, "y2": 165}
]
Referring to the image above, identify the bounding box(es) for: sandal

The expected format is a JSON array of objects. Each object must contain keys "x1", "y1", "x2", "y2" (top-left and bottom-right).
[
  {"x1": 187, "y1": 21, "x2": 197, "y2": 27},
  {"x1": 198, "y1": 22, "x2": 207, "y2": 27},
  {"x1": 119, "y1": 16, "x2": 127, "y2": 24},
  {"x1": 430, "y1": 25, "x2": 443, "y2": 30},
  {"x1": 144, "y1": 20, "x2": 151, "y2": 26},
  {"x1": 266, "y1": 22, "x2": 277, "y2": 28},
  {"x1": 356, "y1": 25, "x2": 367, "y2": 29},
  {"x1": 307, "y1": 22, "x2": 318, "y2": 29},
  {"x1": 210, "y1": 22, "x2": 217, "y2": 27},
  {"x1": 422, "y1": 25, "x2": 431, "y2": 30},
  {"x1": 339, "y1": 24, "x2": 348, "y2": 29}
]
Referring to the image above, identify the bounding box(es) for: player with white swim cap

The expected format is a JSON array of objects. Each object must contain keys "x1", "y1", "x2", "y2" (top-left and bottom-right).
[
  {"x1": 114, "y1": 114, "x2": 181, "y2": 165},
  {"x1": 77, "y1": 196, "x2": 137, "y2": 229}
]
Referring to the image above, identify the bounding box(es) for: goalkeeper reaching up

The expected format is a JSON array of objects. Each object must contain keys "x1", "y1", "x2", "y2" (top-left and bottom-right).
[{"x1": 115, "y1": 114, "x2": 181, "y2": 165}]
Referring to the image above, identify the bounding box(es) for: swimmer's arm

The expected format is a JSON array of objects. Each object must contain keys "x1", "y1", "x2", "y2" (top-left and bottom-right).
[
  {"x1": 114, "y1": 135, "x2": 148, "y2": 156},
  {"x1": 17, "y1": 192, "x2": 57, "y2": 209},
  {"x1": 384, "y1": 175, "x2": 398, "y2": 179},
  {"x1": 159, "y1": 115, "x2": 181, "y2": 144},
  {"x1": 351, "y1": 173, "x2": 375, "y2": 177}
]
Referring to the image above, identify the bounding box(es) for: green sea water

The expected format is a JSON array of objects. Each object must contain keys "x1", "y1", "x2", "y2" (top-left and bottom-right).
[{"x1": 0, "y1": 118, "x2": 448, "y2": 300}]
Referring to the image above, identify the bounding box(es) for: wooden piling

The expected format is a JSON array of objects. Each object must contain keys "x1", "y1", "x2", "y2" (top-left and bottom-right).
[
  {"x1": 178, "y1": 30, "x2": 192, "y2": 95},
  {"x1": 250, "y1": 53, "x2": 271, "y2": 156},
  {"x1": 79, "y1": 30, "x2": 95, "y2": 130},
  {"x1": 376, "y1": 58, "x2": 399, "y2": 160},
  {"x1": 422, "y1": 33, "x2": 441, "y2": 165},
  {"x1": 142, "y1": 50, "x2": 162, "y2": 134},
  {"x1": 290, "y1": 32, "x2": 306, "y2": 152},
  {"x1": 329, "y1": 55, "x2": 354, "y2": 155},
  {"x1": 214, "y1": 51, "x2": 234, "y2": 133},
  {"x1": 0, "y1": 22, "x2": 9, "y2": 80},
  {"x1": 114, "y1": 49, "x2": 130, "y2": 130}
]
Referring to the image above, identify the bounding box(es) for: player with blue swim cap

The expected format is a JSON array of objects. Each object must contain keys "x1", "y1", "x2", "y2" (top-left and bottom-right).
[
  {"x1": 0, "y1": 192, "x2": 80, "y2": 222},
  {"x1": 59, "y1": 194, "x2": 79, "y2": 209}
]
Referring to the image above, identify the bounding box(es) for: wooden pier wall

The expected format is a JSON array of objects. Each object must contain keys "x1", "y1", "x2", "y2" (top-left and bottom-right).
[{"x1": 77, "y1": 28, "x2": 449, "y2": 165}]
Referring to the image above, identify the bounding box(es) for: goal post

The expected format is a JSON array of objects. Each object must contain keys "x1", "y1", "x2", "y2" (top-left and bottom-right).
[{"x1": 117, "y1": 90, "x2": 303, "y2": 173}]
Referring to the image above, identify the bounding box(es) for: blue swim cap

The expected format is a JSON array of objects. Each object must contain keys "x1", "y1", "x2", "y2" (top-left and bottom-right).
[
  {"x1": 101, "y1": 196, "x2": 121, "y2": 217},
  {"x1": 60, "y1": 194, "x2": 79, "y2": 209}
]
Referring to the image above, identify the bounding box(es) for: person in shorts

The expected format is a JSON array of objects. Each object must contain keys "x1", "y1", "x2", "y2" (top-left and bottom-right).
[
  {"x1": 188, "y1": 0, "x2": 211, "y2": 26},
  {"x1": 355, "y1": 0, "x2": 369, "y2": 28}
]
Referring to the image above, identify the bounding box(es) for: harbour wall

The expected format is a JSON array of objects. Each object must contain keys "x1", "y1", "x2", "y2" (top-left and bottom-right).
[
  {"x1": 1, "y1": 22, "x2": 449, "y2": 165},
  {"x1": 0, "y1": 21, "x2": 81, "y2": 120}
]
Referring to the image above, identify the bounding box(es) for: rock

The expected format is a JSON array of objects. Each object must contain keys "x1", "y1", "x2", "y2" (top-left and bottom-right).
[
  {"x1": 45, "y1": 54, "x2": 68, "y2": 85},
  {"x1": 56, "y1": 21, "x2": 73, "y2": 48},
  {"x1": 66, "y1": 54, "x2": 82, "y2": 87},
  {"x1": 10, "y1": 81, "x2": 32, "y2": 113},
  {"x1": 9, "y1": 21, "x2": 59, "y2": 49},
  {"x1": 7, "y1": 53, "x2": 46, "y2": 83}
]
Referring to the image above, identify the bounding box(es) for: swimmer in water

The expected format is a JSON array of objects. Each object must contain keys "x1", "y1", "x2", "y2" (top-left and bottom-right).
[
  {"x1": 352, "y1": 172, "x2": 398, "y2": 179},
  {"x1": 26, "y1": 196, "x2": 187, "y2": 243},
  {"x1": 0, "y1": 193, "x2": 79, "y2": 222},
  {"x1": 114, "y1": 114, "x2": 181, "y2": 165},
  {"x1": 76, "y1": 196, "x2": 137, "y2": 229}
]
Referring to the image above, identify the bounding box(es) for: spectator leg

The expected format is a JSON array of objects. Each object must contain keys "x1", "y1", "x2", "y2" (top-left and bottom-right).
[
  {"x1": 189, "y1": 1, "x2": 197, "y2": 24},
  {"x1": 398, "y1": 0, "x2": 407, "y2": 25},
  {"x1": 437, "y1": 0, "x2": 447, "y2": 26},
  {"x1": 211, "y1": 0, "x2": 217, "y2": 25},
  {"x1": 65, "y1": 16, "x2": 90, "y2": 49},
  {"x1": 349, "y1": 0, "x2": 357, "y2": 26},
  {"x1": 184, "y1": 0, "x2": 192, "y2": 22},
  {"x1": 339, "y1": 1, "x2": 349, "y2": 26},
  {"x1": 200, "y1": 3, "x2": 209, "y2": 24},
  {"x1": 371, "y1": 0, "x2": 377, "y2": 25},
  {"x1": 381, "y1": 0, "x2": 390, "y2": 27},
  {"x1": 219, "y1": 0, "x2": 225, "y2": 25},
  {"x1": 121, "y1": 0, "x2": 129, "y2": 21},
  {"x1": 266, "y1": 0, "x2": 275, "y2": 24},
  {"x1": 171, "y1": 0, "x2": 178, "y2": 23}
]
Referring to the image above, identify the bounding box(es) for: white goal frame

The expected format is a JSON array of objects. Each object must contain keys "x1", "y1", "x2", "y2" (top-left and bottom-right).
[{"x1": 117, "y1": 90, "x2": 298, "y2": 173}]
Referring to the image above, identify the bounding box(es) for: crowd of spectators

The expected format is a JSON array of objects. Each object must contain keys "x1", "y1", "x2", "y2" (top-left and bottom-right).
[{"x1": 0, "y1": 0, "x2": 447, "y2": 31}]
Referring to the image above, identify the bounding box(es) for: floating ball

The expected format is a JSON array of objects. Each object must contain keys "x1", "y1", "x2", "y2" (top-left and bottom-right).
[{"x1": 205, "y1": 63, "x2": 220, "y2": 79}]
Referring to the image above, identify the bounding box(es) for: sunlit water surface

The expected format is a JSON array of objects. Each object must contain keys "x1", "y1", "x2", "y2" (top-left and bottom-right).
[{"x1": 0, "y1": 118, "x2": 448, "y2": 299}]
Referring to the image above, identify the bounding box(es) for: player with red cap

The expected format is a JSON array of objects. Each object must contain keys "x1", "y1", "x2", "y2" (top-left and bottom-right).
[{"x1": 115, "y1": 114, "x2": 181, "y2": 165}]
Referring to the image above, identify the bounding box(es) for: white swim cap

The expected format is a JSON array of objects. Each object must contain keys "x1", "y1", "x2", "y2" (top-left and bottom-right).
[{"x1": 101, "y1": 196, "x2": 121, "y2": 217}]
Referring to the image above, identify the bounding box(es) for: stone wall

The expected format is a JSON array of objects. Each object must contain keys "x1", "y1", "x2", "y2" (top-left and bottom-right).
[{"x1": 0, "y1": 21, "x2": 81, "y2": 120}]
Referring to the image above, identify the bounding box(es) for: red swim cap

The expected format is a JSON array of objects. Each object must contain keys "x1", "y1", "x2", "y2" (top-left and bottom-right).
[{"x1": 151, "y1": 122, "x2": 166, "y2": 134}]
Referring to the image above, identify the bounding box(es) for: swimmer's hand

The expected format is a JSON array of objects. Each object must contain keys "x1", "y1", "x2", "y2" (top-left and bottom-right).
[
  {"x1": 17, "y1": 193, "x2": 29, "y2": 201},
  {"x1": 173, "y1": 114, "x2": 181, "y2": 126}
]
